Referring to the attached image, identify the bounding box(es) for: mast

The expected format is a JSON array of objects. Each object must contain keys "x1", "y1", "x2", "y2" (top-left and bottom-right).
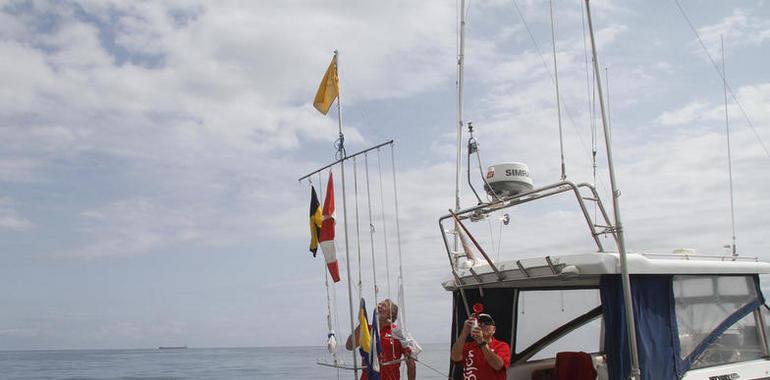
[
  {"x1": 584, "y1": 2, "x2": 641, "y2": 379},
  {"x1": 454, "y1": 0, "x2": 467, "y2": 261},
  {"x1": 722, "y1": 36, "x2": 737, "y2": 256},
  {"x1": 333, "y1": 50, "x2": 360, "y2": 380}
]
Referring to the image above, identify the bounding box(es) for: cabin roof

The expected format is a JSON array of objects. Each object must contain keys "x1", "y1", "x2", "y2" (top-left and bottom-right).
[{"x1": 442, "y1": 251, "x2": 770, "y2": 290}]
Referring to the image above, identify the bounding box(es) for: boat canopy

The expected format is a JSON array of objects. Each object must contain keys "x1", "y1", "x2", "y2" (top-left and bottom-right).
[{"x1": 604, "y1": 274, "x2": 766, "y2": 379}]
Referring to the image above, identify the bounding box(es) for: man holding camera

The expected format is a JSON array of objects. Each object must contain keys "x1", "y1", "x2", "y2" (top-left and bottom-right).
[{"x1": 451, "y1": 313, "x2": 510, "y2": 380}]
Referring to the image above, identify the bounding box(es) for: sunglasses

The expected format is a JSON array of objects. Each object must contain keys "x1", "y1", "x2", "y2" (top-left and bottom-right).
[{"x1": 479, "y1": 319, "x2": 495, "y2": 326}]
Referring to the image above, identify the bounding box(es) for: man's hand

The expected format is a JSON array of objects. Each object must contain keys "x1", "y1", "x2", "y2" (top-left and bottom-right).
[
  {"x1": 470, "y1": 325, "x2": 484, "y2": 344},
  {"x1": 451, "y1": 317, "x2": 477, "y2": 362},
  {"x1": 462, "y1": 317, "x2": 475, "y2": 336},
  {"x1": 345, "y1": 325, "x2": 362, "y2": 351}
]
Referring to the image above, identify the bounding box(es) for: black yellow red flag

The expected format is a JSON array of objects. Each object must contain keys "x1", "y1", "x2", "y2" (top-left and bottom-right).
[{"x1": 308, "y1": 186, "x2": 322, "y2": 256}]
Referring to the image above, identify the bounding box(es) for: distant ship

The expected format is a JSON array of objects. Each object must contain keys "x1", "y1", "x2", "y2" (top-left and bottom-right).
[{"x1": 158, "y1": 346, "x2": 187, "y2": 350}]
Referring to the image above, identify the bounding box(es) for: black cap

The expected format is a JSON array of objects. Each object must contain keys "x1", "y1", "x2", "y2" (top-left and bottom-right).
[{"x1": 478, "y1": 313, "x2": 495, "y2": 325}]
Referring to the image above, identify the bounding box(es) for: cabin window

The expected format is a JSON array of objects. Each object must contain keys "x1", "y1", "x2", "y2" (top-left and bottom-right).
[
  {"x1": 673, "y1": 275, "x2": 757, "y2": 360},
  {"x1": 690, "y1": 312, "x2": 763, "y2": 368},
  {"x1": 529, "y1": 317, "x2": 603, "y2": 361},
  {"x1": 515, "y1": 289, "x2": 601, "y2": 360}
]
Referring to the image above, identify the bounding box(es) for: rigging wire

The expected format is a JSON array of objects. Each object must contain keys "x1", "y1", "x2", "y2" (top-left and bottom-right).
[
  {"x1": 368, "y1": 150, "x2": 395, "y2": 359},
  {"x1": 487, "y1": 217, "x2": 495, "y2": 261},
  {"x1": 672, "y1": 0, "x2": 770, "y2": 159},
  {"x1": 375, "y1": 149, "x2": 394, "y2": 304},
  {"x1": 511, "y1": 0, "x2": 611, "y2": 197},
  {"x1": 580, "y1": 0, "x2": 601, "y2": 225},
  {"x1": 413, "y1": 357, "x2": 450, "y2": 379},
  {"x1": 389, "y1": 143, "x2": 409, "y2": 333},
  {"x1": 549, "y1": 0, "x2": 567, "y2": 180},
  {"x1": 363, "y1": 153, "x2": 380, "y2": 305},
  {"x1": 353, "y1": 158, "x2": 364, "y2": 297}
]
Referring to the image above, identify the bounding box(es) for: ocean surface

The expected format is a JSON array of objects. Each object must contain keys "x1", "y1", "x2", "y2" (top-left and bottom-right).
[{"x1": 0, "y1": 343, "x2": 451, "y2": 380}]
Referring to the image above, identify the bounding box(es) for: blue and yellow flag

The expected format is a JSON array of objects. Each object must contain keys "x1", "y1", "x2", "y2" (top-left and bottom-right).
[{"x1": 358, "y1": 298, "x2": 371, "y2": 352}]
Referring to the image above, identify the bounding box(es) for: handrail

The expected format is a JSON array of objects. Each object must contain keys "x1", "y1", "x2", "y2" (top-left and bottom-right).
[
  {"x1": 450, "y1": 210, "x2": 504, "y2": 281},
  {"x1": 438, "y1": 181, "x2": 616, "y2": 272}
]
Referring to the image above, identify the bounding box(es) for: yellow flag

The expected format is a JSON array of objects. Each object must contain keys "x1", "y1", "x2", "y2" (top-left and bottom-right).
[
  {"x1": 313, "y1": 55, "x2": 339, "y2": 115},
  {"x1": 358, "y1": 298, "x2": 371, "y2": 352}
]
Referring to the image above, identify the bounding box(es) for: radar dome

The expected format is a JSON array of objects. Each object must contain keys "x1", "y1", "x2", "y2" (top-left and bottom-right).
[{"x1": 484, "y1": 162, "x2": 534, "y2": 197}]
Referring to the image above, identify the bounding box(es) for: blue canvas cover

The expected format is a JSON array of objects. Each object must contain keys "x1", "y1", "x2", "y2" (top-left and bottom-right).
[
  {"x1": 601, "y1": 275, "x2": 678, "y2": 380},
  {"x1": 601, "y1": 274, "x2": 765, "y2": 380}
]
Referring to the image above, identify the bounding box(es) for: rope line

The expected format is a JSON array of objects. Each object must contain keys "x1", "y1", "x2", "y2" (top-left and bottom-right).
[
  {"x1": 414, "y1": 358, "x2": 450, "y2": 379},
  {"x1": 390, "y1": 144, "x2": 408, "y2": 332},
  {"x1": 367, "y1": 151, "x2": 396, "y2": 360},
  {"x1": 376, "y1": 149, "x2": 394, "y2": 306},
  {"x1": 353, "y1": 158, "x2": 363, "y2": 294},
  {"x1": 363, "y1": 153, "x2": 379, "y2": 304}
]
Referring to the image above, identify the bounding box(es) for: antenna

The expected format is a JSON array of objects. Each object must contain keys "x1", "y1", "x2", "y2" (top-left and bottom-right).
[
  {"x1": 548, "y1": 0, "x2": 566, "y2": 180},
  {"x1": 722, "y1": 35, "x2": 737, "y2": 256}
]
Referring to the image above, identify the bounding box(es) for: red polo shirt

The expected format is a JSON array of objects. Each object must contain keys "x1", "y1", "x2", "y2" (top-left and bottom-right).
[
  {"x1": 361, "y1": 324, "x2": 409, "y2": 380},
  {"x1": 461, "y1": 338, "x2": 510, "y2": 380}
]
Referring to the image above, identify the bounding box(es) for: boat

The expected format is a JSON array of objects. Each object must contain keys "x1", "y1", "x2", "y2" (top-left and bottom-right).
[
  {"x1": 158, "y1": 346, "x2": 187, "y2": 350},
  {"x1": 440, "y1": 181, "x2": 770, "y2": 380},
  {"x1": 440, "y1": 1, "x2": 770, "y2": 380}
]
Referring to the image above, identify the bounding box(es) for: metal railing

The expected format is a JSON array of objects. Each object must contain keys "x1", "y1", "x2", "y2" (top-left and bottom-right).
[{"x1": 438, "y1": 180, "x2": 617, "y2": 288}]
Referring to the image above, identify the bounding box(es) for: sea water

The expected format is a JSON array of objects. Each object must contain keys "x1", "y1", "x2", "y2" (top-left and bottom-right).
[{"x1": 0, "y1": 343, "x2": 451, "y2": 379}]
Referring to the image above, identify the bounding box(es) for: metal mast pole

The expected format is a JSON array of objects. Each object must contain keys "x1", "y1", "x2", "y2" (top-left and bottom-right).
[
  {"x1": 584, "y1": 2, "x2": 641, "y2": 379},
  {"x1": 722, "y1": 36, "x2": 737, "y2": 256},
  {"x1": 333, "y1": 50, "x2": 359, "y2": 380},
  {"x1": 455, "y1": 0, "x2": 467, "y2": 262}
]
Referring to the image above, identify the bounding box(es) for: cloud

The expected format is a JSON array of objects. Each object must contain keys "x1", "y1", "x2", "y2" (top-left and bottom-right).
[
  {"x1": 0, "y1": 0, "x2": 460, "y2": 260},
  {"x1": 656, "y1": 100, "x2": 715, "y2": 126},
  {"x1": 694, "y1": 8, "x2": 770, "y2": 58},
  {"x1": 656, "y1": 83, "x2": 770, "y2": 134},
  {"x1": 0, "y1": 197, "x2": 34, "y2": 231}
]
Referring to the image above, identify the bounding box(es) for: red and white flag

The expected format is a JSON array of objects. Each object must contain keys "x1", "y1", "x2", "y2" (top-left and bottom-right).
[{"x1": 319, "y1": 173, "x2": 340, "y2": 282}]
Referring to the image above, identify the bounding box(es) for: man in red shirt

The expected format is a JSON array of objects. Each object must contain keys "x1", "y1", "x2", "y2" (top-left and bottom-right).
[
  {"x1": 345, "y1": 299, "x2": 416, "y2": 380},
  {"x1": 450, "y1": 313, "x2": 511, "y2": 380}
]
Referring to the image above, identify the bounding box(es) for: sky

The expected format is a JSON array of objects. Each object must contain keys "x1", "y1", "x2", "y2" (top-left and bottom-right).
[{"x1": 0, "y1": 0, "x2": 769, "y2": 352}]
